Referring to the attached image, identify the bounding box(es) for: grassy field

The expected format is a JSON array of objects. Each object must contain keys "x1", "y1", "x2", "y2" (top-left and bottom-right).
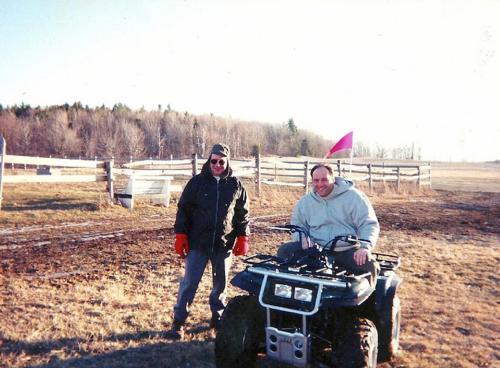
[
  {"x1": 430, "y1": 161, "x2": 500, "y2": 193},
  {"x1": 0, "y1": 162, "x2": 499, "y2": 367}
]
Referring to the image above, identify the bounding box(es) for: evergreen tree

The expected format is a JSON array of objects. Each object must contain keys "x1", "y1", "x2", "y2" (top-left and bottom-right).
[
  {"x1": 300, "y1": 139, "x2": 312, "y2": 156},
  {"x1": 287, "y1": 118, "x2": 298, "y2": 135}
]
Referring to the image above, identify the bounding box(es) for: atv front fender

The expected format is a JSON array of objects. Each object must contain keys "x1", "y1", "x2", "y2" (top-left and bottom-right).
[
  {"x1": 375, "y1": 271, "x2": 402, "y2": 315},
  {"x1": 231, "y1": 269, "x2": 264, "y2": 295}
]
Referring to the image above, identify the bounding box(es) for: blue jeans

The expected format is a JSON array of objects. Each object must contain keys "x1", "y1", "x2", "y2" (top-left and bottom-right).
[{"x1": 173, "y1": 249, "x2": 233, "y2": 323}]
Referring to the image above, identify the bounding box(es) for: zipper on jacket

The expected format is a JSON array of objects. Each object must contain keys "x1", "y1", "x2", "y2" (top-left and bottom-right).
[{"x1": 210, "y1": 178, "x2": 220, "y2": 254}]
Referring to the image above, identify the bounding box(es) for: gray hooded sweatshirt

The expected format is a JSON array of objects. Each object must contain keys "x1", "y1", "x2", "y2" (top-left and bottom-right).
[{"x1": 291, "y1": 177, "x2": 379, "y2": 250}]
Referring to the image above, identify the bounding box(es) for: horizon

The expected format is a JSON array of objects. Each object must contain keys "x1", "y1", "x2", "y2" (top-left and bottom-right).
[{"x1": 1, "y1": 0, "x2": 499, "y2": 162}]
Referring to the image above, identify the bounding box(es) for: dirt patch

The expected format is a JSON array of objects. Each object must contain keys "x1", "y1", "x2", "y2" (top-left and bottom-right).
[
  {"x1": 372, "y1": 190, "x2": 500, "y2": 236},
  {"x1": 1, "y1": 190, "x2": 499, "y2": 367}
]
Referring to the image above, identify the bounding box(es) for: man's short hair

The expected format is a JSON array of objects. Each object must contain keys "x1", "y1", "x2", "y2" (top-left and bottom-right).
[{"x1": 310, "y1": 163, "x2": 334, "y2": 178}]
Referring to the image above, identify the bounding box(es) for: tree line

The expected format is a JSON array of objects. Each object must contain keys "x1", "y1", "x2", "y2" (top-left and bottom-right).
[{"x1": 0, "y1": 102, "x2": 419, "y2": 161}]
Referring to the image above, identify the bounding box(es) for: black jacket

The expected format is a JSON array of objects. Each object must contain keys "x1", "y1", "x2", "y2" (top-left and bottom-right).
[{"x1": 174, "y1": 159, "x2": 250, "y2": 254}]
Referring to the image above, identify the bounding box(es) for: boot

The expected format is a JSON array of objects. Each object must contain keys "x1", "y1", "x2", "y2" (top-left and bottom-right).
[{"x1": 166, "y1": 320, "x2": 184, "y2": 340}]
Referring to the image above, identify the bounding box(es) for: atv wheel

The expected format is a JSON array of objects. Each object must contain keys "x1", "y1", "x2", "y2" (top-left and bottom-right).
[
  {"x1": 378, "y1": 295, "x2": 401, "y2": 361},
  {"x1": 333, "y1": 317, "x2": 378, "y2": 368},
  {"x1": 214, "y1": 295, "x2": 264, "y2": 368}
]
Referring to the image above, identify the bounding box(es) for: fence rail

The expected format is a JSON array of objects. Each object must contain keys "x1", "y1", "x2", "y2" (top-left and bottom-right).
[
  {"x1": 0, "y1": 137, "x2": 432, "y2": 211},
  {"x1": 3, "y1": 154, "x2": 106, "y2": 169},
  {"x1": 1, "y1": 175, "x2": 108, "y2": 184},
  {"x1": 255, "y1": 157, "x2": 431, "y2": 193}
]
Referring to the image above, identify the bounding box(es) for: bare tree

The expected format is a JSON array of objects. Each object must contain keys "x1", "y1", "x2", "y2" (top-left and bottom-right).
[
  {"x1": 375, "y1": 145, "x2": 388, "y2": 159},
  {"x1": 95, "y1": 112, "x2": 124, "y2": 158},
  {"x1": 0, "y1": 111, "x2": 27, "y2": 154},
  {"x1": 43, "y1": 109, "x2": 82, "y2": 157},
  {"x1": 354, "y1": 141, "x2": 371, "y2": 158},
  {"x1": 391, "y1": 145, "x2": 415, "y2": 160},
  {"x1": 121, "y1": 121, "x2": 145, "y2": 158}
]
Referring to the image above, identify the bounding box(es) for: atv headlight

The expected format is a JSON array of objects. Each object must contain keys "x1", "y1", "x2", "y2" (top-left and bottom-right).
[
  {"x1": 294, "y1": 287, "x2": 313, "y2": 302},
  {"x1": 274, "y1": 283, "x2": 292, "y2": 298}
]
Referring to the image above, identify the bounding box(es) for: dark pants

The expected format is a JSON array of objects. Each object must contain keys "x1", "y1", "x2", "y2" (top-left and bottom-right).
[
  {"x1": 173, "y1": 249, "x2": 233, "y2": 323},
  {"x1": 277, "y1": 241, "x2": 380, "y2": 286}
]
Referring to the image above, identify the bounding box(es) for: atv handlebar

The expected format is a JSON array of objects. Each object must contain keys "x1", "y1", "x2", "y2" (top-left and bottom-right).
[
  {"x1": 268, "y1": 224, "x2": 306, "y2": 234},
  {"x1": 268, "y1": 224, "x2": 361, "y2": 253},
  {"x1": 254, "y1": 224, "x2": 401, "y2": 272}
]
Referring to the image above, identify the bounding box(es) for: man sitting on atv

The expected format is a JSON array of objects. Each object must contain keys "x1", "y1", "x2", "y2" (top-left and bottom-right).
[{"x1": 277, "y1": 163, "x2": 380, "y2": 286}]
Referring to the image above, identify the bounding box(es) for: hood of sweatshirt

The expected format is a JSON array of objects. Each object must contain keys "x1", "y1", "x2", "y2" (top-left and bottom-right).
[{"x1": 291, "y1": 176, "x2": 379, "y2": 248}]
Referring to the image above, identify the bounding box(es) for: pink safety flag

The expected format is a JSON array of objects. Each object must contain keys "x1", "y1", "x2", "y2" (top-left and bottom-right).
[{"x1": 325, "y1": 131, "x2": 353, "y2": 158}]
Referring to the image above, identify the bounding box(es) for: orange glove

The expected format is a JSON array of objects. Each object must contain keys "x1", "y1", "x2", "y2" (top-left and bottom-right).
[
  {"x1": 233, "y1": 236, "x2": 249, "y2": 256},
  {"x1": 174, "y1": 234, "x2": 189, "y2": 259}
]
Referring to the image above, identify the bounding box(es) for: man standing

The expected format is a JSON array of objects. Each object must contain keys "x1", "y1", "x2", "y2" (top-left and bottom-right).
[
  {"x1": 278, "y1": 164, "x2": 380, "y2": 285},
  {"x1": 167, "y1": 143, "x2": 250, "y2": 339}
]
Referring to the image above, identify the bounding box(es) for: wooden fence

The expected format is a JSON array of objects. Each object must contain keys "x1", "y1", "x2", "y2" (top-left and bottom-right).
[
  {"x1": 0, "y1": 136, "x2": 5, "y2": 210},
  {"x1": 0, "y1": 137, "x2": 431, "y2": 211},
  {"x1": 121, "y1": 155, "x2": 431, "y2": 192},
  {"x1": 0, "y1": 136, "x2": 115, "y2": 211},
  {"x1": 254, "y1": 155, "x2": 431, "y2": 196}
]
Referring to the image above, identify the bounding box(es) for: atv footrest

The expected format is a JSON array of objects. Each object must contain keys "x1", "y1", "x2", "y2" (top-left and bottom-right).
[{"x1": 266, "y1": 327, "x2": 310, "y2": 367}]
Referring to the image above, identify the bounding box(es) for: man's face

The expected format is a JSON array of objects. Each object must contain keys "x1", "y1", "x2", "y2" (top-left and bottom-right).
[
  {"x1": 209, "y1": 154, "x2": 227, "y2": 176},
  {"x1": 312, "y1": 167, "x2": 334, "y2": 197}
]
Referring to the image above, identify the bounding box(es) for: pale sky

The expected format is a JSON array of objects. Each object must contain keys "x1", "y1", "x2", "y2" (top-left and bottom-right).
[{"x1": 1, "y1": 0, "x2": 499, "y2": 162}]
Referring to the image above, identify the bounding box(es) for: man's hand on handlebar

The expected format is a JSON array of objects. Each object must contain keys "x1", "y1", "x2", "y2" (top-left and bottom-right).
[
  {"x1": 353, "y1": 248, "x2": 370, "y2": 266},
  {"x1": 301, "y1": 235, "x2": 312, "y2": 250}
]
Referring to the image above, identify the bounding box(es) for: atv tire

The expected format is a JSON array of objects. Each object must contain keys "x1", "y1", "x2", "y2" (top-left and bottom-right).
[
  {"x1": 215, "y1": 295, "x2": 265, "y2": 368},
  {"x1": 378, "y1": 295, "x2": 401, "y2": 361},
  {"x1": 333, "y1": 317, "x2": 378, "y2": 368}
]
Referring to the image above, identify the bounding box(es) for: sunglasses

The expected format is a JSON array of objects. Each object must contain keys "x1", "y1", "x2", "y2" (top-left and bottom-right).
[{"x1": 210, "y1": 159, "x2": 226, "y2": 165}]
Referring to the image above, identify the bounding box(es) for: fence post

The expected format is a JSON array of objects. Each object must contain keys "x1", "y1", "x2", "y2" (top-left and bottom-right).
[
  {"x1": 428, "y1": 162, "x2": 432, "y2": 189},
  {"x1": 304, "y1": 160, "x2": 309, "y2": 193},
  {"x1": 255, "y1": 153, "x2": 261, "y2": 197},
  {"x1": 396, "y1": 166, "x2": 400, "y2": 193},
  {"x1": 368, "y1": 164, "x2": 373, "y2": 194},
  {"x1": 0, "y1": 136, "x2": 5, "y2": 211},
  {"x1": 417, "y1": 166, "x2": 421, "y2": 189},
  {"x1": 106, "y1": 158, "x2": 114, "y2": 202},
  {"x1": 192, "y1": 153, "x2": 198, "y2": 176},
  {"x1": 336, "y1": 160, "x2": 341, "y2": 176}
]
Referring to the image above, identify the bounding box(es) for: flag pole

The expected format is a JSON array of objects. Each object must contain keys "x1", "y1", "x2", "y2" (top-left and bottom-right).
[
  {"x1": 349, "y1": 147, "x2": 353, "y2": 177},
  {"x1": 349, "y1": 131, "x2": 354, "y2": 177}
]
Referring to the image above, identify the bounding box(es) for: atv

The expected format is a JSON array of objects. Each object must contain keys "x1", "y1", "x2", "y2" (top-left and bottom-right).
[{"x1": 215, "y1": 224, "x2": 402, "y2": 368}]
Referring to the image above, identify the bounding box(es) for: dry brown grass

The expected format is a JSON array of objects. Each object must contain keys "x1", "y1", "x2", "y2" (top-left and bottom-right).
[
  {"x1": 1, "y1": 163, "x2": 499, "y2": 367},
  {"x1": 430, "y1": 161, "x2": 500, "y2": 193}
]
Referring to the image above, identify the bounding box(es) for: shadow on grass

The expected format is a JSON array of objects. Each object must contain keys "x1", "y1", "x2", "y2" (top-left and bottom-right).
[
  {"x1": 1, "y1": 329, "x2": 216, "y2": 368},
  {"x1": 1, "y1": 198, "x2": 99, "y2": 212}
]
